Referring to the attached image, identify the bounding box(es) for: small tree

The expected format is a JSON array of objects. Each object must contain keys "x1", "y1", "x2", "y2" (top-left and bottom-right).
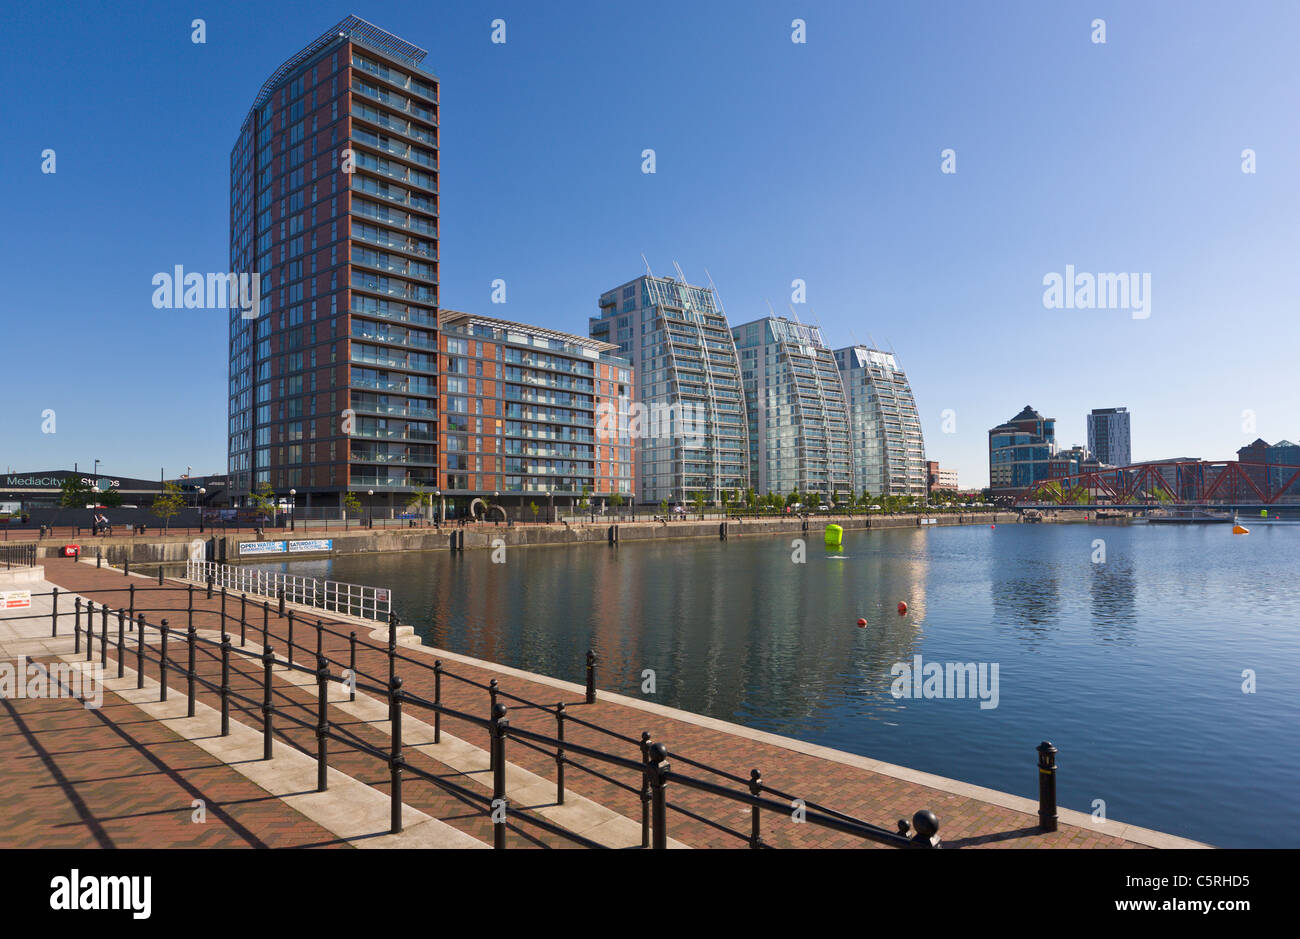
[
  {"x1": 59, "y1": 476, "x2": 94, "y2": 509},
  {"x1": 151, "y1": 481, "x2": 185, "y2": 531},
  {"x1": 342, "y1": 490, "x2": 362, "y2": 520},
  {"x1": 692, "y1": 491, "x2": 705, "y2": 518},
  {"x1": 529, "y1": 500, "x2": 540, "y2": 522},
  {"x1": 248, "y1": 481, "x2": 277, "y2": 523},
  {"x1": 659, "y1": 498, "x2": 669, "y2": 518}
]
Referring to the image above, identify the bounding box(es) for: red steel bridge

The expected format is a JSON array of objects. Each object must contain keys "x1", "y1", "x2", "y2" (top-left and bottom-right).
[{"x1": 1015, "y1": 459, "x2": 1300, "y2": 508}]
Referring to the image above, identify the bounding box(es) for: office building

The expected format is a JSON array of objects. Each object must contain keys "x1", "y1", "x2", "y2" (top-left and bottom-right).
[
  {"x1": 732, "y1": 316, "x2": 853, "y2": 499},
  {"x1": 228, "y1": 16, "x2": 440, "y2": 516},
  {"x1": 989, "y1": 405, "x2": 1057, "y2": 495},
  {"x1": 833, "y1": 347, "x2": 927, "y2": 499},
  {"x1": 926, "y1": 461, "x2": 959, "y2": 493},
  {"x1": 591, "y1": 273, "x2": 749, "y2": 505},
  {"x1": 1087, "y1": 407, "x2": 1131, "y2": 467}
]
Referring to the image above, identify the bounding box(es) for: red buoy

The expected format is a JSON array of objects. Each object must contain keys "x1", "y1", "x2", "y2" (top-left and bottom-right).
[
  {"x1": 897, "y1": 602, "x2": 908, "y2": 615},
  {"x1": 856, "y1": 618, "x2": 867, "y2": 627},
  {"x1": 990, "y1": 524, "x2": 996, "y2": 529}
]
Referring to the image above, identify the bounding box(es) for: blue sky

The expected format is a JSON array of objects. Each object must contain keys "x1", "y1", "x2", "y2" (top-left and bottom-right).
[{"x1": 2, "y1": 0, "x2": 1297, "y2": 489}]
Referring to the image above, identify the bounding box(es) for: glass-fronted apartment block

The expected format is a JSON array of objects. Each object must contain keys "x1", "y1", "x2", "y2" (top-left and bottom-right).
[
  {"x1": 1086, "y1": 407, "x2": 1131, "y2": 467},
  {"x1": 228, "y1": 16, "x2": 439, "y2": 515},
  {"x1": 732, "y1": 317, "x2": 853, "y2": 499},
  {"x1": 833, "y1": 347, "x2": 927, "y2": 499},
  {"x1": 438, "y1": 311, "x2": 635, "y2": 513},
  {"x1": 988, "y1": 405, "x2": 1057, "y2": 495},
  {"x1": 590, "y1": 273, "x2": 749, "y2": 505}
]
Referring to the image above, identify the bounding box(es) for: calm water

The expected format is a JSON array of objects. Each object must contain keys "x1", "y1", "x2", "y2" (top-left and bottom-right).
[{"x1": 256, "y1": 523, "x2": 1300, "y2": 847}]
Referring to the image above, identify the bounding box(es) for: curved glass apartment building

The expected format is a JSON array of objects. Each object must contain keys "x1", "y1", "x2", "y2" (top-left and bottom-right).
[
  {"x1": 591, "y1": 273, "x2": 749, "y2": 505},
  {"x1": 833, "y1": 346, "x2": 927, "y2": 499},
  {"x1": 733, "y1": 317, "x2": 854, "y2": 499}
]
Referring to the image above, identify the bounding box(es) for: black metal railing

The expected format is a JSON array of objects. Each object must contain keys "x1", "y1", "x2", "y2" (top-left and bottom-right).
[
  {"x1": 1, "y1": 542, "x2": 37, "y2": 569},
  {"x1": 11, "y1": 576, "x2": 955, "y2": 850}
]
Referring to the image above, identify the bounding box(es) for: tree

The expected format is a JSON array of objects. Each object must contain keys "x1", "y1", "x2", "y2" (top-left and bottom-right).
[
  {"x1": 692, "y1": 491, "x2": 705, "y2": 518},
  {"x1": 659, "y1": 498, "x2": 669, "y2": 518},
  {"x1": 151, "y1": 481, "x2": 185, "y2": 531},
  {"x1": 610, "y1": 491, "x2": 624, "y2": 508},
  {"x1": 808, "y1": 491, "x2": 821, "y2": 510},
  {"x1": 405, "y1": 484, "x2": 434, "y2": 516},
  {"x1": 58, "y1": 476, "x2": 94, "y2": 509},
  {"x1": 248, "y1": 481, "x2": 277, "y2": 522},
  {"x1": 529, "y1": 500, "x2": 540, "y2": 522},
  {"x1": 745, "y1": 487, "x2": 757, "y2": 510},
  {"x1": 342, "y1": 491, "x2": 362, "y2": 521}
]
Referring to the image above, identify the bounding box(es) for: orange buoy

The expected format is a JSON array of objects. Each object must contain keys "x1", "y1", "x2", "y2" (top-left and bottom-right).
[
  {"x1": 897, "y1": 602, "x2": 908, "y2": 615},
  {"x1": 856, "y1": 618, "x2": 867, "y2": 627}
]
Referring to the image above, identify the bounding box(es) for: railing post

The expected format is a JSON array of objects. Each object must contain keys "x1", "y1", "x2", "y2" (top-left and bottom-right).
[
  {"x1": 389, "y1": 676, "x2": 404, "y2": 834},
  {"x1": 1037, "y1": 741, "x2": 1059, "y2": 832},
  {"x1": 85, "y1": 600, "x2": 94, "y2": 661},
  {"x1": 187, "y1": 582, "x2": 194, "y2": 631},
  {"x1": 348, "y1": 631, "x2": 357, "y2": 702},
  {"x1": 262, "y1": 600, "x2": 269, "y2": 648},
  {"x1": 96, "y1": 548, "x2": 101, "y2": 568},
  {"x1": 116, "y1": 609, "x2": 125, "y2": 679},
  {"x1": 387, "y1": 616, "x2": 397, "y2": 723},
  {"x1": 220, "y1": 586, "x2": 227, "y2": 631},
  {"x1": 432, "y1": 660, "x2": 442, "y2": 743},
  {"x1": 220, "y1": 634, "x2": 232, "y2": 736},
  {"x1": 262, "y1": 645, "x2": 275, "y2": 760},
  {"x1": 316, "y1": 619, "x2": 323, "y2": 660},
  {"x1": 639, "y1": 732, "x2": 653, "y2": 848},
  {"x1": 648, "y1": 742, "x2": 669, "y2": 850},
  {"x1": 286, "y1": 611, "x2": 295, "y2": 671},
  {"x1": 315, "y1": 655, "x2": 329, "y2": 792},
  {"x1": 488, "y1": 679, "x2": 499, "y2": 769},
  {"x1": 136, "y1": 615, "x2": 146, "y2": 689},
  {"x1": 585, "y1": 649, "x2": 596, "y2": 703},
  {"x1": 748, "y1": 769, "x2": 763, "y2": 848},
  {"x1": 490, "y1": 702, "x2": 509, "y2": 850},
  {"x1": 128, "y1": 583, "x2": 135, "y2": 631},
  {"x1": 187, "y1": 622, "x2": 197, "y2": 718},
  {"x1": 277, "y1": 585, "x2": 285, "y2": 617},
  {"x1": 100, "y1": 603, "x2": 108, "y2": 669},
  {"x1": 124, "y1": 558, "x2": 129, "y2": 577},
  {"x1": 159, "y1": 619, "x2": 170, "y2": 702},
  {"x1": 73, "y1": 597, "x2": 81, "y2": 654},
  {"x1": 239, "y1": 593, "x2": 247, "y2": 647},
  {"x1": 157, "y1": 564, "x2": 164, "y2": 586},
  {"x1": 901, "y1": 810, "x2": 941, "y2": 848},
  {"x1": 206, "y1": 575, "x2": 213, "y2": 600},
  {"x1": 50, "y1": 587, "x2": 58, "y2": 638},
  {"x1": 555, "y1": 702, "x2": 566, "y2": 805}
]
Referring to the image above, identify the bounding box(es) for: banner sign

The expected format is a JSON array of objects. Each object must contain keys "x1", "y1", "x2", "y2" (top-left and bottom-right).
[
  {"x1": 239, "y1": 541, "x2": 287, "y2": 555},
  {"x1": 288, "y1": 539, "x2": 333, "y2": 553},
  {"x1": 1, "y1": 590, "x2": 32, "y2": 610}
]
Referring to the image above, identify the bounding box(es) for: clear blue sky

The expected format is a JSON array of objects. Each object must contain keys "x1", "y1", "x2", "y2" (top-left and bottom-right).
[{"x1": 3, "y1": 0, "x2": 1297, "y2": 489}]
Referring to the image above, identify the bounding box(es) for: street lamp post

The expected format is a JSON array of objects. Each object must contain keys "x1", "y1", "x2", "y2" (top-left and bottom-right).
[
  {"x1": 198, "y1": 487, "x2": 206, "y2": 533},
  {"x1": 289, "y1": 488, "x2": 296, "y2": 532},
  {"x1": 367, "y1": 489, "x2": 374, "y2": 529},
  {"x1": 493, "y1": 491, "x2": 500, "y2": 526},
  {"x1": 434, "y1": 489, "x2": 441, "y2": 526}
]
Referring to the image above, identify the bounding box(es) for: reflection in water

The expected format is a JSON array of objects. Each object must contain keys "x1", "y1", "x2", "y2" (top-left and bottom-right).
[
  {"x1": 1089, "y1": 559, "x2": 1137, "y2": 643},
  {"x1": 990, "y1": 556, "x2": 1061, "y2": 637}
]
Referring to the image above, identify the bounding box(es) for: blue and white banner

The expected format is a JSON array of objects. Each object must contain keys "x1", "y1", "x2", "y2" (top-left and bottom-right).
[
  {"x1": 288, "y1": 539, "x2": 333, "y2": 553},
  {"x1": 239, "y1": 541, "x2": 286, "y2": 555}
]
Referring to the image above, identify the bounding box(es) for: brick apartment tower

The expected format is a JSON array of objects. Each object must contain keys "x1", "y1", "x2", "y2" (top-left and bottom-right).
[{"x1": 228, "y1": 16, "x2": 439, "y2": 519}]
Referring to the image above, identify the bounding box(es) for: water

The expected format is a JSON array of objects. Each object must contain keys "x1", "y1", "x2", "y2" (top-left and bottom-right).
[{"x1": 254, "y1": 523, "x2": 1300, "y2": 847}]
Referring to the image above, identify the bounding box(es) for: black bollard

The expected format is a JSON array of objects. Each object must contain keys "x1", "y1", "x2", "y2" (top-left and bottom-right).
[
  {"x1": 220, "y1": 635, "x2": 231, "y2": 737},
  {"x1": 159, "y1": 620, "x2": 170, "y2": 702},
  {"x1": 490, "y1": 702, "x2": 509, "y2": 850},
  {"x1": 73, "y1": 597, "x2": 81, "y2": 654},
  {"x1": 648, "y1": 742, "x2": 669, "y2": 850},
  {"x1": 261, "y1": 645, "x2": 275, "y2": 760},
  {"x1": 389, "y1": 676, "x2": 404, "y2": 834},
  {"x1": 585, "y1": 649, "x2": 596, "y2": 704},
  {"x1": 136, "y1": 615, "x2": 146, "y2": 688},
  {"x1": 116, "y1": 609, "x2": 125, "y2": 679},
  {"x1": 1037, "y1": 741, "x2": 1059, "y2": 832},
  {"x1": 186, "y1": 623, "x2": 197, "y2": 718},
  {"x1": 315, "y1": 655, "x2": 329, "y2": 791},
  {"x1": 433, "y1": 660, "x2": 442, "y2": 743},
  {"x1": 555, "y1": 702, "x2": 566, "y2": 805},
  {"x1": 51, "y1": 587, "x2": 59, "y2": 638},
  {"x1": 749, "y1": 769, "x2": 763, "y2": 848}
]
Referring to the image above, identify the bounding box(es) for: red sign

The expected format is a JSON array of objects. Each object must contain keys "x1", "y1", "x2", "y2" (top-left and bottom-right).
[{"x1": 61, "y1": 544, "x2": 81, "y2": 557}]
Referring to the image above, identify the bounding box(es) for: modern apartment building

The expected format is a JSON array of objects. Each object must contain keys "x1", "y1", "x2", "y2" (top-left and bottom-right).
[
  {"x1": 1086, "y1": 407, "x2": 1131, "y2": 467},
  {"x1": 833, "y1": 347, "x2": 927, "y2": 499},
  {"x1": 228, "y1": 16, "x2": 440, "y2": 516},
  {"x1": 989, "y1": 405, "x2": 1057, "y2": 495},
  {"x1": 437, "y1": 310, "x2": 635, "y2": 515},
  {"x1": 926, "y1": 461, "x2": 959, "y2": 493},
  {"x1": 732, "y1": 317, "x2": 853, "y2": 499},
  {"x1": 591, "y1": 273, "x2": 749, "y2": 505}
]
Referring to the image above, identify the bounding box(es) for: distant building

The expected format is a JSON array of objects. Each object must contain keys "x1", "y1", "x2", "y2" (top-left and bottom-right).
[
  {"x1": 925, "y1": 461, "x2": 958, "y2": 493},
  {"x1": 732, "y1": 316, "x2": 853, "y2": 499},
  {"x1": 989, "y1": 405, "x2": 1057, "y2": 496},
  {"x1": 833, "y1": 347, "x2": 927, "y2": 499},
  {"x1": 1266, "y1": 440, "x2": 1300, "y2": 498},
  {"x1": 1087, "y1": 407, "x2": 1131, "y2": 467}
]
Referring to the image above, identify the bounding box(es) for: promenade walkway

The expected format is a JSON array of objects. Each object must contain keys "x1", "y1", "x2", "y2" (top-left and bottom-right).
[{"x1": 1, "y1": 557, "x2": 1207, "y2": 850}]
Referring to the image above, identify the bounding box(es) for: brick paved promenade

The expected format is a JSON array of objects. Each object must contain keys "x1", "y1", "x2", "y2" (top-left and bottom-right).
[{"x1": 2, "y1": 557, "x2": 1208, "y2": 849}]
